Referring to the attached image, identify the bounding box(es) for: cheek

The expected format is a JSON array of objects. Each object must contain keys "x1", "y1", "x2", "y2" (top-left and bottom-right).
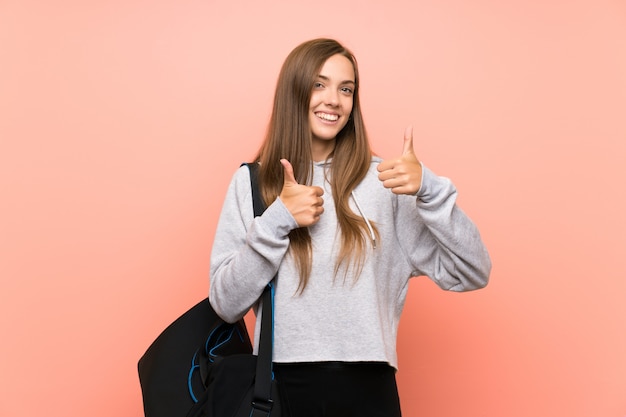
[
  {"x1": 344, "y1": 98, "x2": 354, "y2": 115},
  {"x1": 309, "y1": 92, "x2": 322, "y2": 109}
]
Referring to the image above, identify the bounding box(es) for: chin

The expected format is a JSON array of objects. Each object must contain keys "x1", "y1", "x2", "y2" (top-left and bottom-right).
[{"x1": 313, "y1": 131, "x2": 340, "y2": 141}]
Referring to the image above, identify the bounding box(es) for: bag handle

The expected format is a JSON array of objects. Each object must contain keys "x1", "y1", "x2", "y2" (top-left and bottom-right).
[{"x1": 243, "y1": 162, "x2": 276, "y2": 416}]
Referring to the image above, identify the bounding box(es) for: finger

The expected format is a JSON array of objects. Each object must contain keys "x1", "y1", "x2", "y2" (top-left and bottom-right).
[
  {"x1": 402, "y1": 125, "x2": 414, "y2": 156},
  {"x1": 377, "y1": 159, "x2": 395, "y2": 173},
  {"x1": 280, "y1": 159, "x2": 298, "y2": 185},
  {"x1": 377, "y1": 169, "x2": 395, "y2": 182},
  {"x1": 380, "y1": 177, "x2": 401, "y2": 190},
  {"x1": 312, "y1": 185, "x2": 324, "y2": 197}
]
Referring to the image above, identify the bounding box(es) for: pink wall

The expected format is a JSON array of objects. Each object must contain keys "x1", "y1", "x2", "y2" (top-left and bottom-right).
[{"x1": 1, "y1": 1, "x2": 625, "y2": 416}]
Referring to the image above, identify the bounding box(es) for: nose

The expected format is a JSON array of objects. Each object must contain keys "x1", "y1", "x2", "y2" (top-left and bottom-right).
[{"x1": 324, "y1": 89, "x2": 339, "y2": 106}]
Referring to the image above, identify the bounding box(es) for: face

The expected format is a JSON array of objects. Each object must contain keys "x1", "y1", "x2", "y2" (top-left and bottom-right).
[{"x1": 308, "y1": 54, "x2": 355, "y2": 151}]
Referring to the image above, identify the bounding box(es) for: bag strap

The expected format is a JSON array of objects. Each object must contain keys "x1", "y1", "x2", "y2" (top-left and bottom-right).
[
  {"x1": 243, "y1": 162, "x2": 276, "y2": 416},
  {"x1": 247, "y1": 162, "x2": 265, "y2": 218}
]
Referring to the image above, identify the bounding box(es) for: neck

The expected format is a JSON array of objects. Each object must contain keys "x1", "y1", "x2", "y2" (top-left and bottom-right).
[{"x1": 311, "y1": 138, "x2": 336, "y2": 162}]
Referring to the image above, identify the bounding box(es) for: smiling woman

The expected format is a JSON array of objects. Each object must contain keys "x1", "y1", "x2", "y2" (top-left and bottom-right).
[
  {"x1": 2, "y1": 1, "x2": 626, "y2": 416},
  {"x1": 208, "y1": 38, "x2": 491, "y2": 417}
]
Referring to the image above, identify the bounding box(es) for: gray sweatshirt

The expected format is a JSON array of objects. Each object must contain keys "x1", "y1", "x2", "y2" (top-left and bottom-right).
[{"x1": 209, "y1": 157, "x2": 491, "y2": 369}]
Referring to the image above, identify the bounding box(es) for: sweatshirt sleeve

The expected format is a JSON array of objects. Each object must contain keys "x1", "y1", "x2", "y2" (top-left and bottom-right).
[
  {"x1": 398, "y1": 165, "x2": 492, "y2": 291},
  {"x1": 209, "y1": 166, "x2": 299, "y2": 322}
]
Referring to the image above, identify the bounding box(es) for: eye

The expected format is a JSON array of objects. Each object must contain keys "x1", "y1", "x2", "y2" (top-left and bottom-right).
[
  {"x1": 313, "y1": 82, "x2": 324, "y2": 89},
  {"x1": 341, "y1": 86, "x2": 354, "y2": 95}
]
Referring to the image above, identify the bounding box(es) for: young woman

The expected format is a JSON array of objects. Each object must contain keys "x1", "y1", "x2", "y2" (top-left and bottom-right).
[{"x1": 209, "y1": 38, "x2": 491, "y2": 417}]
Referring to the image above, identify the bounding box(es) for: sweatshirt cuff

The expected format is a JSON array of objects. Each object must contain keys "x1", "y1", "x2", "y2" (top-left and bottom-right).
[
  {"x1": 256, "y1": 196, "x2": 299, "y2": 239},
  {"x1": 415, "y1": 165, "x2": 453, "y2": 204}
]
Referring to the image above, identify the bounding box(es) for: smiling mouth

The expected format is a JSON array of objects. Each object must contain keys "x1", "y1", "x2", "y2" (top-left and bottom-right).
[{"x1": 315, "y1": 112, "x2": 339, "y2": 122}]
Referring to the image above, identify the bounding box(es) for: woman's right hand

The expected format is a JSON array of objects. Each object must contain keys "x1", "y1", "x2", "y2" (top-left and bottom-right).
[{"x1": 279, "y1": 159, "x2": 324, "y2": 227}]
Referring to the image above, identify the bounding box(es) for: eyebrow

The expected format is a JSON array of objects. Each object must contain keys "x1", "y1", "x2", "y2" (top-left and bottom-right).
[{"x1": 317, "y1": 74, "x2": 355, "y2": 85}]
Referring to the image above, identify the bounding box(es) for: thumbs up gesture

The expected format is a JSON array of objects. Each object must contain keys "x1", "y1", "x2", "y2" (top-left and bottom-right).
[
  {"x1": 377, "y1": 126, "x2": 423, "y2": 195},
  {"x1": 279, "y1": 159, "x2": 325, "y2": 227}
]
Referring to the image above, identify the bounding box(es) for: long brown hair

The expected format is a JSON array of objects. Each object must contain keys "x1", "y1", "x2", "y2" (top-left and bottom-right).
[{"x1": 255, "y1": 38, "x2": 377, "y2": 293}]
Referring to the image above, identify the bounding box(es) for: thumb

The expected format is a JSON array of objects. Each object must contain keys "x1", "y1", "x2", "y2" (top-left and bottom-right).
[
  {"x1": 402, "y1": 125, "x2": 415, "y2": 156},
  {"x1": 280, "y1": 159, "x2": 298, "y2": 185}
]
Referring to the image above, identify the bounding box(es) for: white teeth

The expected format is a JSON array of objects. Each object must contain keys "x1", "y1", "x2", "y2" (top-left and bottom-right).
[{"x1": 316, "y1": 112, "x2": 339, "y2": 121}]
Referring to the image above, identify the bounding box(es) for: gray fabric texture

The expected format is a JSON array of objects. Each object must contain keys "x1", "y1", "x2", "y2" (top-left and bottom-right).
[{"x1": 209, "y1": 157, "x2": 491, "y2": 369}]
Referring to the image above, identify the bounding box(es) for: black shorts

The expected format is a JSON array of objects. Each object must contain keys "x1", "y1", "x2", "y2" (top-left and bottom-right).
[{"x1": 273, "y1": 361, "x2": 402, "y2": 417}]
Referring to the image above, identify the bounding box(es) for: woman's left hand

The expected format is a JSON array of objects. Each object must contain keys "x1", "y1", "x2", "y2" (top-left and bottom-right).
[{"x1": 377, "y1": 126, "x2": 423, "y2": 195}]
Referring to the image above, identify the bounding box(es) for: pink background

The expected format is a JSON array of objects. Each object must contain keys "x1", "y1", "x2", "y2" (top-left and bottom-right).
[{"x1": 1, "y1": 0, "x2": 625, "y2": 416}]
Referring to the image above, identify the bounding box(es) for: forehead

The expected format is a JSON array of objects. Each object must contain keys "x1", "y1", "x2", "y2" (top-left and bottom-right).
[{"x1": 318, "y1": 54, "x2": 355, "y2": 82}]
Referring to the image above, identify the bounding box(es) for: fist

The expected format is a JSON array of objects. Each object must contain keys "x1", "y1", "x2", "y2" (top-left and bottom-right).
[
  {"x1": 377, "y1": 126, "x2": 423, "y2": 195},
  {"x1": 279, "y1": 159, "x2": 324, "y2": 227}
]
